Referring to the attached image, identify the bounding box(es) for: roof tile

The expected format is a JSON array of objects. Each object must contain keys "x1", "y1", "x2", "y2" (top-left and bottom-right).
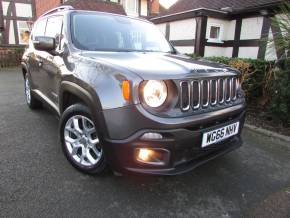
[
  {"x1": 159, "y1": 0, "x2": 284, "y2": 16},
  {"x1": 63, "y1": 0, "x2": 126, "y2": 15}
]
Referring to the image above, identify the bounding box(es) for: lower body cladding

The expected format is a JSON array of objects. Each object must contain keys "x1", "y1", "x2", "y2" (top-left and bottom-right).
[{"x1": 101, "y1": 105, "x2": 246, "y2": 175}]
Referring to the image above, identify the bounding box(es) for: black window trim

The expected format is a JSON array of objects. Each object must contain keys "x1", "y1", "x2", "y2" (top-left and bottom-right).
[{"x1": 45, "y1": 15, "x2": 64, "y2": 51}]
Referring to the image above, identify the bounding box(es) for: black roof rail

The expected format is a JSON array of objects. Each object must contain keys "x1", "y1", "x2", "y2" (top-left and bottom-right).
[{"x1": 40, "y1": 5, "x2": 74, "y2": 18}]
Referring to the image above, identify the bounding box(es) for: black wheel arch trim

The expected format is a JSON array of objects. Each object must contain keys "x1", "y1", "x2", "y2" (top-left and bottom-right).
[
  {"x1": 21, "y1": 62, "x2": 29, "y2": 78},
  {"x1": 59, "y1": 81, "x2": 109, "y2": 139}
]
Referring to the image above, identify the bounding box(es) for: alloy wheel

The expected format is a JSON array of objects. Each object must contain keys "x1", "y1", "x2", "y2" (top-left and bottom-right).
[
  {"x1": 25, "y1": 76, "x2": 31, "y2": 104},
  {"x1": 64, "y1": 115, "x2": 103, "y2": 167}
]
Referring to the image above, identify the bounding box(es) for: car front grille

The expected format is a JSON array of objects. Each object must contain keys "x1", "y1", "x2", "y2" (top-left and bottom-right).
[{"x1": 180, "y1": 77, "x2": 239, "y2": 111}]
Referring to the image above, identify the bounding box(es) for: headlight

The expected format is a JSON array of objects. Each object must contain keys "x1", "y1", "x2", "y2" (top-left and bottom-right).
[{"x1": 143, "y1": 80, "x2": 167, "y2": 108}]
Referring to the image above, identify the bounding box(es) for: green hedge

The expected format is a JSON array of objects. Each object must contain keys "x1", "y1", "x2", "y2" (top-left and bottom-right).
[
  {"x1": 204, "y1": 57, "x2": 274, "y2": 102},
  {"x1": 269, "y1": 58, "x2": 290, "y2": 125},
  {"x1": 189, "y1": 55, "x2": 290, "y2": 126}
]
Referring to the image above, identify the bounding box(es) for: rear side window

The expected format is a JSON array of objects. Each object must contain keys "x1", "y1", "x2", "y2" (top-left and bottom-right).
[
  {"x1": 33, "y1": 18, "x2": 47, "y2": 38},
  {"x1": 45, "y1": 16, "x2": 63, "y2": 49}
]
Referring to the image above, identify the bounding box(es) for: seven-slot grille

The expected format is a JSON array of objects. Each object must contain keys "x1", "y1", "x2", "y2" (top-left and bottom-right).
[{"x1": 180, "y1": 77, "x2": 239, "y2": 111}]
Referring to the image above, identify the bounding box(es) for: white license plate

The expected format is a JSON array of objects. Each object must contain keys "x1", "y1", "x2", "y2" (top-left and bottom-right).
[{"x1": 201, "y1": 122, "x2": 240, "y2": 148}]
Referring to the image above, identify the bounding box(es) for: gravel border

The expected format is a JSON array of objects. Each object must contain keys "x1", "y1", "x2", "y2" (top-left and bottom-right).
[{"x1": 244, "y1": 123, "x2": 290, "y2": 147}]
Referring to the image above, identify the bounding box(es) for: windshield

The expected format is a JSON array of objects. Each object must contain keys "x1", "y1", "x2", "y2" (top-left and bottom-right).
[{"x1": 71, "y1": 13, "x2": 173, "y2": 53}]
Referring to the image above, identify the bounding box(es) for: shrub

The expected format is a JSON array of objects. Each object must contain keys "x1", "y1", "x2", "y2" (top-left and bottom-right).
[
  {"x1": 269, "y1": 3, "x2": 290, "y2": 59},
  {"x1": 268, "y1": 58, "x2": 290, "y2": 125}
]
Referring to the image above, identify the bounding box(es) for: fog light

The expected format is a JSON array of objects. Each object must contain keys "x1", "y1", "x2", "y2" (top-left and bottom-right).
[
  {"x1": 135, "y1": 148, "x2": 170, "y2": 166},
  {"x1": 138, "y1": 148, "x2": 154, "y2": 161}
]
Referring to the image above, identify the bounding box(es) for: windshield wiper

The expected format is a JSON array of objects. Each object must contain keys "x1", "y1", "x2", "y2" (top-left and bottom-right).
[
  {"x1": 92, "y1": 49, "x2": 175, "y2": 53},
  {"x1": 93, "y1": 48, "x2": 137, "y2": 52}
]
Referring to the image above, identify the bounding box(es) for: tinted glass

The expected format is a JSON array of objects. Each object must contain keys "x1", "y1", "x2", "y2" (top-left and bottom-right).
[
  {"x1": 210, "y1": 26, "x2": 220, "y2": 39},
  {"x1": 45, "y1": 16, "x2": 63, "y2": 48},
  {"x1": 33, "y1": 18, "x2": 46, "y2": 38},
  {"x1": 71, "y1": 13, "x2": 173, "y2": 53}
]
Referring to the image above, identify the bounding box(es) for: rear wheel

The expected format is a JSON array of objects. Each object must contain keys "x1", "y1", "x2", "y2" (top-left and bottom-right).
[
  {"x1": 24, "y1": 74, "x2": 42, "y2": 109},
  {"x1": 60, "y1": 104, "x2": 107, "y2": 174}
]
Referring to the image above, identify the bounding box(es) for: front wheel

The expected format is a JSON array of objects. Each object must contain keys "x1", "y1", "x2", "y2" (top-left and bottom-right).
[{"x1": 60, "y1": 104, "x2": 107, "y2": 175}]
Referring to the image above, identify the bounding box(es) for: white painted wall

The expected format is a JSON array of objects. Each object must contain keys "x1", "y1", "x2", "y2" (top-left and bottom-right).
[
  {"x1": 121, "y1": 0, "x2": 139, "y2": 17},
  {"x1": 9, "y1": 22, "x2": 15, "y2": 44},
  {"x1": 140, "y1": 0, "x2": 148, "y2": 16},
  {"x1": 175, "y1": 46, "x2": 195, "y2": 54},
  {"x1": 238, "y1": 47, "x2": 259, "y2": 59},
  {"x1": 169, "y1": 18, "x2": 196, "y2": 40},
  {"x1": 226, "y1": 20, "x2": 236, "y2": 41},
  {"x1": 2, "y1": 1, "x2": 9, "y2": 16},
  {"x1": 154, "y1": 15, "x2": 277, "y2": 59},
  {"x1": 204, "y1": 46, "x2": 233, "y2": 58},
  {"x1": 265, "y1": 29, "x2": 277, "y2": 61},
  {"x1": 156, "y1": 23, "x2": 166, "y2": 36},
  {"x1": 240, "y1": 17, "x2": 263, "y2": 40},
  {"x1": 15, "y1": 3, "x2": 32, "y2": 18},
  {"x1": 224, "y1": 47, "x2": 234, "y2": 57},
  {"x1": 206, "y1": 17, "x2": 236, "y2": 41}
]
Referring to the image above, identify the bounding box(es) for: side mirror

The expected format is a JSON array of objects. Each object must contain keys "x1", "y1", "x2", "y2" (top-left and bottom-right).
[{"x1": 33, "y1": 36, "x2": 56, "y2": 52}]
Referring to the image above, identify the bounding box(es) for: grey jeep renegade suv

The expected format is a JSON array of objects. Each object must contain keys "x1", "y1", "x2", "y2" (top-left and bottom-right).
[{"x1": 21, "y1": 6, "x2": 246, "y2": 175}]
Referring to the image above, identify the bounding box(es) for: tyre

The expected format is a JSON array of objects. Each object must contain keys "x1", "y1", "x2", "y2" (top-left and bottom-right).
[
  {"x1": 24, "y1": 73, "x2": 42, "y2": 109},
  {"x1": 60, "y1": 104, "x2": 107, "y2": 174}
]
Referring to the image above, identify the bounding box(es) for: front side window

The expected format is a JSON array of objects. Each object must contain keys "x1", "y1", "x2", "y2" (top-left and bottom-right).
[
  {"x1": 71, "y1": 13, "x2": 173, "y2": 53},
  {"x1": 45, "y1": 16, "x2": 63, "y2": 49},
  {"x1": 33, "y1": 18, "x2": 47, "y2": 38}
]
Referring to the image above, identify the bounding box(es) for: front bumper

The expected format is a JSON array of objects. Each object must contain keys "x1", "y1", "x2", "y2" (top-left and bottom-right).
[{"x1": 101, "y1": 105, "x2": 245, "y2": 175}]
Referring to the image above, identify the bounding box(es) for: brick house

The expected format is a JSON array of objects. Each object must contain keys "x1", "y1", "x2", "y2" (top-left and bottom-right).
[
  {"x1": 151, "y1": 0, "x2": 286, "y2": 60},
  {"x1": 0, "y1": 0, "x2": 35, "y2": 45},
  {"x1": 35, "y1": 0, "x2": 160, "y2": 19},
  {"x1": 35, "y1": 0, "x2": 126, "y2": 18},
  {"x1": 0, "y1": 0, "x2": 160, "y2": 46}
]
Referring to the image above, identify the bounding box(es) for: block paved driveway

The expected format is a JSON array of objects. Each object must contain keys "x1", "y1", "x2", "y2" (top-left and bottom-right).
[{"x1": 0, "y1": 68, "x2": 290, "y2": 218}]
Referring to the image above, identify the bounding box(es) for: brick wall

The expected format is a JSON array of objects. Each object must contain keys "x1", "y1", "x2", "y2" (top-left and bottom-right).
[
  {"x1": 35, "y1": 0, "x2": 159, "y2": 18},
  {"x1": 151, "y1": 0, "x2": 159, "y2": 15},
  {"x1": 0, "y1": 46, "x2": 24, "y2": 68},
  {"x1": 35, "y1": 0, "x2": 61, "y2": 18}
]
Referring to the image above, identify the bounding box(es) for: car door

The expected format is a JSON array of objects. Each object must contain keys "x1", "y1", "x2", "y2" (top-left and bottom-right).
[
  {"x1": 29, "y1": 18, "x2": 47, "y2": 91},
  {"x1": 41, "y1": 15, "x2": 64, "y2": 108}
]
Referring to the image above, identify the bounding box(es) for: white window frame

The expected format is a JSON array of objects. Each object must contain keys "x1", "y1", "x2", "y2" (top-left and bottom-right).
[
  {"x1": 207, "y1": 23, "x2": 224, "y2": 43},
  {"x1": 122, "y1": 0, "x2": 139, "y2": 17},
  {"x1": 17, "y1": 21, "x2": 30, "y2": 45}
]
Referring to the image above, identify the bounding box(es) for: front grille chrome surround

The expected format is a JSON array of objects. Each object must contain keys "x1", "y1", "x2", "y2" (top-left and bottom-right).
[
  {"x1": 218, "y1": 78, "x2": 225, "y2": 104},
  {"x1": 180, "y1": 81, "x2": 190, "y2": 111},
  {"x1": 179, "y1": 76, "x2": 239, "y2": 112},
  {"x1": 191, "y1": 81, "x2": 200, "y2": 109},
  {"x1": 210, "y1": 79, "x2": 218, "y2": 106},
  {"x1": 232, "y1": 78, "x2": 237, "y2": 101},
  {"x1": 225, "y1": 78, "x2": 232, "y2": 103},
  {"x1": 201, "y1": 80, "x2": 210, "y2": 108}
]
